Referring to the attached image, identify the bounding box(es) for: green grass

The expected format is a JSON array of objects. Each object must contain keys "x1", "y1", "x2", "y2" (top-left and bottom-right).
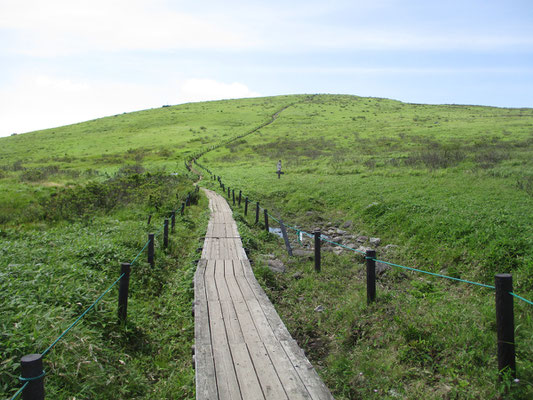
[
  {"x1": 196, "y1": 94, "x2": 533, "y2": 399},
  {"x1": 1, "y1": 93, "x2": 532, "y2": 399},
  {"x1": 1, "y1": 173, "x2": 208, "y2": 399}
]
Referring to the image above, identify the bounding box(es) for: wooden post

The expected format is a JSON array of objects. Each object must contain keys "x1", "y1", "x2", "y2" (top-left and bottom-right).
[
  {"x1": 148, "y1": 233, "x2": 155, "y2": 267},
  {"x1": 245, "y1": 197, "x2": 249, "y2": 216},
  {"x1": 171, "y1": 211, "x2": 176, "y2": 232},
  {"x1": 181, "y1": 202, "x2": 185, "y2": 216},
  {"x1": 314, "y1": 230, "x2": 321, "y2": 272},
  {"x1": 164, "y1": 219, "x2": 169, "y2": 249},
  {"x1": 255, "y1": 202, "x2": 260, "y2": 224},
  {"x1": 20, "y1": 354, "x2": 45, "y2": 400},
  {"x1": 118, "y1": 263, "x2": 131, "y2": 323},
  {"x1": 232, "y1": 189, "x2": 235, "y2": 205},
  {"x1": 280, "y1": 220, "x2": 293, "y2": 256},
  {"x1": 495, "y1": 274, "x2": 516, "y2": 378},
  {"x1": 264, "y1": 209, "x2": 269, "y2": 232},
  {"x1": 238, "y1": 190, "x2": 242, "y2": 206},
  {"x1": 366, "y1": 250, "x2": 376, "y2": 304}
]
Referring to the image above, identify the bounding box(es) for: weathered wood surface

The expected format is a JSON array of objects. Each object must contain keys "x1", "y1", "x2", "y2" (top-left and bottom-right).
[{"x1": 195, "y1": 189, "x2": 334, "y2": 400}]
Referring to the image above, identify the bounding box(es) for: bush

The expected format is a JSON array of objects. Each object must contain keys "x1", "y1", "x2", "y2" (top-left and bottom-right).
[{"x1": 43, "y1": 172, "x2": 189, "y2": 221}]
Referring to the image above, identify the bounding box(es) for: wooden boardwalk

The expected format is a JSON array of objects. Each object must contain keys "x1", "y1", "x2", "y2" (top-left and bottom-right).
[{"x1": 194, "y1": 189, "x2": 334, "y2": 400}]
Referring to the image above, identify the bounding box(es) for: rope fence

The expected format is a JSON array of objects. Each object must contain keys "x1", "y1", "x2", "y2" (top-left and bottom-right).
[
  {"x1": 10, "y1": 187, "x2": 198, "y2": 400},
  {"x1": 193, "y1": 158, "x2": 532, "y2": 383}
]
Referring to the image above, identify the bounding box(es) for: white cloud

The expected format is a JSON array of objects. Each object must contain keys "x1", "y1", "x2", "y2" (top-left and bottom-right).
[
  {"x1": 2, "y1": 0, "x2": 530, "y2": 57},
  {"x1": 0, "y1": 74, "x2": 260, "y2": 137},
  {"x1": 0, "y1": 0, "x2": 253, "y2": 56}
]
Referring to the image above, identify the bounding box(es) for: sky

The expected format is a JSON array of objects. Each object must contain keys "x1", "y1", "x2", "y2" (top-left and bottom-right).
[{"x1": 0, "y1": 0, "x2": 532, "y2": 137}]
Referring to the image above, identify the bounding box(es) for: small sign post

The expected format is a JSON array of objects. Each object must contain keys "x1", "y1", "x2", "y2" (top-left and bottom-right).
[{"x1": 276, "y1": 160, "x2": 284, "y2": 179}]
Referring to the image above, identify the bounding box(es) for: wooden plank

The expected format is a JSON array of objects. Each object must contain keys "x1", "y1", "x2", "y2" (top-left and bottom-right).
[
  {"x1": 224, "y1": 260, "x2": 245, "y2": 301},
  {"x1": 230, "y1": 342, "x2": 265, "y2": 400},
  {"x1": 228, "y1": 238, "x2": 239, "y2": 259},
  {"x1": 194, "y1": 259, "x2": 211, "y2": 345},
  {"x1": 197, "y1": 189, "x2": 333, "y2": 400},
  {"x1": 220, "y1": 299, "x2": 245, "y2": 344},
  {"x1": 240, "y1": 261, "x2": 333, "y2": 400},
  {"x1": 205, "y1": 259, "x2": 218, "y2": 303},
  {"x1": 209, "y1": 299, "x2": 242, "y2": 400},
  {"x1": 201, "y1": 238, "x2": 211, "y2": 259},
  {"x1": 247, "y1": 341, "x2": 289, "y2": 400},
  {"x1": 232, "y1": 299, "x2": 262, "y2": 344},
  {"x1": 279, "y1": 339, "x2": 333, "y2": 400},
  {"x1": 215, "y1": 259, "x2": 231, "y2": 302},
  {"x1": 195, "y1": 344, "x2": 218, "y2": 399},
  {"x1": 233, "y1": 259, "x2": 246, "y2": 277}
]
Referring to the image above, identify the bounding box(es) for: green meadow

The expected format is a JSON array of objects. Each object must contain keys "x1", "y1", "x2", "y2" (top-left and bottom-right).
[{"x1": 1, "y1": 94, "x2": 532, "y2": 399}]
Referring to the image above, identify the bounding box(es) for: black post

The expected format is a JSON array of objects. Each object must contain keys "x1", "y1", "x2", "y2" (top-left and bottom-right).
[
  {"x1": 118, "y1": 263, "x2": 131, "y2": 323},
  {"x1": 280, "y1": 220, "x2": 293, "y2": 256},
  {"x1": 245, "y1": 197, "x2": 249, "y2": 216},
  {"x1": 264, "y1": 209, "x2": 269, "y2": 232},
  {"x1": 147, "y1": 215, "x2": 152, "y2": 225},
  {"x1": 228, "y1": 186, "x2": 231, "y2": 199},
  {"x1": 495, "y1": 274, "x2": 516, "y2": 378},
  {"x1": 366, "y1": 249, "x2": 376, "y2": 304},
  {"x1": 232, "y1": 189, "x2": 235, "y2": 205},
  {"x1": 20, "y1": 354, "x2": 45, "y2": 400},
  {"x1": 171, "y1": 211, "x2": 176, "y2": 232},
  {"x1": 238, "y1": 190, "x2": 242, "y2": 206},
  {"x1": 314, "y1": 230, "x2": 321, "y2": 272},
  {"x1": 222, "y1": 183, "x2": 225, "y2": 191},
  {"x1": 148, "y1": 233, "x2": 155, "y2": 267},
  {"x1": 186, "y1": 194, "x2": 191, "y2": 206},
  {"x1": 164, "y1": 219, "x2": 169, "y2": 249},
  {"x1": 181, "y1": 202, "x2": 185, "y2": 216},
  {"x1": 255, "y1": 202, "x2": 260, "y2": 224}
]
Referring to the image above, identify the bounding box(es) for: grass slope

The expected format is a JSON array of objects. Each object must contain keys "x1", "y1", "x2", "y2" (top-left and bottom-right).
[
  {"x1": 1, "y1": 94, "x2": 532, "y2": 399},
  {"x1": 196, "y1": 94, "x2": 533, "y2": 399}
]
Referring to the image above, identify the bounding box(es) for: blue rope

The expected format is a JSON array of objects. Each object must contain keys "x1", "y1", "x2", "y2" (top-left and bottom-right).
[
  {"x1": 154, "y1": 223, "x2": 165, "y2": 236},
  {"x1": 268, "y1": 213, "x2": 280, "y2": 224},
  {"x1": 370, "y1": 258, "x2": 496, "y2": 289},
  {"x1": 10, "y1": 382, "x2": 28, "y2": 400},
  {"x1": 201, "y1": 171, "x2": 532, "y2": 299},
  {"x1": 41, "y1": 272, "x2": 126, "y2": 356},
  {"x1": 130, "y1": 238, "x2": 151, "y2": 266},
  {"x1": 510, "y1": 292, "x2": 533, "y2": 306},
  {"x1": 19, "y1": 370, "x2": 46, "y2": 382}
]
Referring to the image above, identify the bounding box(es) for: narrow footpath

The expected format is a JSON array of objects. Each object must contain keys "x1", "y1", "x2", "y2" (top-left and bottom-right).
[{"x1": 194, "y1": 188, "x2": 334, "y2": 400}]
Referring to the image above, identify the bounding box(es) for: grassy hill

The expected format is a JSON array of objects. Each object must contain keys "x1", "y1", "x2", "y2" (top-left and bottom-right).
[{"x1": 1, "y1": 94, "x2": 532, "y2": 399}]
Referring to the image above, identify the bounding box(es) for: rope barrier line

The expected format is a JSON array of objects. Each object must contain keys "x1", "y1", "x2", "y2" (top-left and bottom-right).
[
  {"x1": 19, "y1": 370, "x2": 46, "y2": 382},
  {"x1": 510, "y1": 292, "x2": 533, "y2": 306},
  {"x1": 130, "y1": 238, "x2": 151, "y2": 266},
  {"x1": 41, "y1": 273, "x2": 126, "y2": 357},
  {"x1": 10, "y1": 193, "x2": 191, "y2": 397},
  {"x1": 10, "y1": 382, "x2": 28, "y2": 400},
  {"x1": 39, "y1": 209, "x2": 184, "y2": 357},
  {"x1": 155, "y1": 223, "x2": 166, "y2": 235},
  {"x1": 203, "y1": 165, "x2": 533, "y2": 307},
  {"x1": 268, "y1": 214, "x2": 281, "y2": 224},
  {"x1": 370, "y1": 258, "x2": 496, "y2": 289}
]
